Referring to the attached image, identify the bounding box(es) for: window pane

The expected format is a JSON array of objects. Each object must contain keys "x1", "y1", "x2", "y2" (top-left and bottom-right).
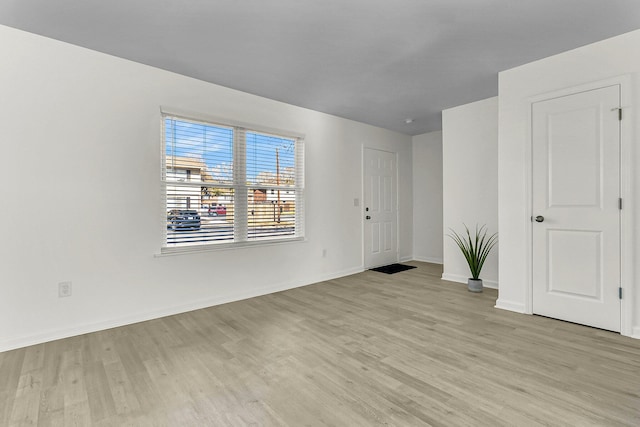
[
  {"x1": 163, "y1": 115, "x2": 303, "y2": 250},
  {"x1": 165, "y1": 116, "x2": 234, "y2": 247},
  {"x1": 247, "y1": 188, "x2": 296, "y2": 240},
  {"x1": 246, "y1": 132, "x2": 295, "y2": 188}
]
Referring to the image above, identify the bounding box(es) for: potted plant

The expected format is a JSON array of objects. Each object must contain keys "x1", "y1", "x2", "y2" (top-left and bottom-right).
[{"x1": 447, "y1": 224, "x2": 498, "y2": 292}]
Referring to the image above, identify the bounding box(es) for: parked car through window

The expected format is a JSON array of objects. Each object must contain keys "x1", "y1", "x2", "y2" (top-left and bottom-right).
[
  {"x1": 167, "y1": 209, "x2": 201, "y2": 231},
  {"x1": 208, "y1": 204, "x2": 227, "y2": 217}
]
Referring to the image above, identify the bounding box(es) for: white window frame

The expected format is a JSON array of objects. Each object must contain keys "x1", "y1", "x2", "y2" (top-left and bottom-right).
[{"x1": 160, "y1": 107, "x2": 305, "y2": 254}]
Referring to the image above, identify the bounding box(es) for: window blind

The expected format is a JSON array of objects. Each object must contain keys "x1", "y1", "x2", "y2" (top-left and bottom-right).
[{"x1": 162, "y1": 115, "x2": 304, "y2": 249}]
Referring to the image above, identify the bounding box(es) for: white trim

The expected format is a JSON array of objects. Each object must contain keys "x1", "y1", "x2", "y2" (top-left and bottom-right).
[
  {"x1": 156, "y1": 236, "x2": 306, "y2": 257},
  {"x1": 631, "y1": 327, "x2": 640, "y2": 340},
  {"x1": 395, "y1": 150, "x2": 400, "y2": 267},
  {"x1": 0, "y1": 266, "x2": 364, "y2": 353},
  {"x1": 441, "y1": 272, "x2": 498, "y2": 290},
  {"x1": 161, "y1": 113, "x2": 305, "y2": 251},
  {"x1": 525, "y1": 75, "x2": 634, "y2": 337},
  {"x1": 360, "y1": 144, "x2": 365, "y2": 268},
  {"x1": 495, "y1": 298, "x2": 527, "y2": 313},
  {"x1": 160, "y1": 106, "x2": 306, "y2": 140},
  {"x1": 618, "y1": 76, "x2": 635, "y2": 338},
  {"x1": 412, "y1": 256, "x2": 443, "y2": 264}
]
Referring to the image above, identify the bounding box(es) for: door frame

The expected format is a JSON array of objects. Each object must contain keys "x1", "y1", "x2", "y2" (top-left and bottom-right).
[
  {"x1": 361, "y1": 146, "x2": 400, "y2": 269},
  {"x1": 524, "y1": 75, "x2": 634, "y2": 337}
]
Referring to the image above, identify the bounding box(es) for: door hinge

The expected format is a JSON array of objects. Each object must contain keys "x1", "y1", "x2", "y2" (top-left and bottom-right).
[
  {"x1": 619, "y1": 198, "x2": 623, "y2": 210},
  {"x1": 619, "y1": 287, "x2": 623, "y2": 299},
  {"x1": 611, "y1": 107, "x2": 623, "y2": 120}
]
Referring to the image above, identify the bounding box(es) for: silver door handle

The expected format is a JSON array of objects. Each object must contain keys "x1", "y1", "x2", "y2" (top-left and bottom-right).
[{"x1": 534, "y1": 215, "x2": 544, "y2": 223}]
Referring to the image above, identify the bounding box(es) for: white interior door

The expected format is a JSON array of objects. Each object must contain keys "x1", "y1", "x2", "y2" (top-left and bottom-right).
[
  {"x1": 532, "y1": 85, "x2": 621, "y2": 332},
  {"x1": 363, "y1": 148, "x2": 397, "y2": 268}
]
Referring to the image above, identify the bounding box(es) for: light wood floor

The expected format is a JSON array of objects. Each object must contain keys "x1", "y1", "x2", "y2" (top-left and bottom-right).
[{"x1": 2, "y1": 262, "x2": 639, "y2": 426}]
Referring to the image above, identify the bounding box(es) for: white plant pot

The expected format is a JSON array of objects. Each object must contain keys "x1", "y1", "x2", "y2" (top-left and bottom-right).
[{"x1": 467, "y1": 278, "x2": 483, "y2": 293}]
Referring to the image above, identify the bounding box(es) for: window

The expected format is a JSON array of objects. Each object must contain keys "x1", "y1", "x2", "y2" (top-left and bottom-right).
[{"x1": 162, "y1": 113, "x2": 304, "y2": 251}]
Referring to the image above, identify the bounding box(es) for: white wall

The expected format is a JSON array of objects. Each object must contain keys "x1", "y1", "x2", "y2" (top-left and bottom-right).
[
  {"x1": 412, "y1": 131, "x2": 443, "y2": 264},
  {"x1": 497, "y1": 29, "x2": 640, "y2": 338},
  {"x1": 0, "y1": 25, "x2": 413, "y2": 352},
  {"x1": 442, "y1": 97, "x2": 499, "y2": 288}
]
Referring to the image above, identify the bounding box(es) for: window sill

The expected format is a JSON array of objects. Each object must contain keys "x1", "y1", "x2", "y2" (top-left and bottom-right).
[{"x1": 155, "y1": 236, "x2": 306, "y2": 257}]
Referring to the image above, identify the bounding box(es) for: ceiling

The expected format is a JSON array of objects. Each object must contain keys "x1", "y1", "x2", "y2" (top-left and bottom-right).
[{"x1": 2, "y1": 1, "x2": 640, "y2": 135}]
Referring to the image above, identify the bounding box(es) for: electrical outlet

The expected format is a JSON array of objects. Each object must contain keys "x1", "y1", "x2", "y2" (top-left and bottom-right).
[{"x1": 58, "y1": 281, "x2": 72, "y2": 298}]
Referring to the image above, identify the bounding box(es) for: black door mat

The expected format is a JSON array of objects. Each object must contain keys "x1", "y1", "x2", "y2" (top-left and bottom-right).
[{"x1": 370, "y1": 263, "x2": 417, "y2": 274}]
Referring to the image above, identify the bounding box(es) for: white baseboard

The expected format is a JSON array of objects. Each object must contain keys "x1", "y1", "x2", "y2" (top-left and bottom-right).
[
  {"x1": 441, "y1": 272, "x2": 498, "y2": 290},
  {"x1": 0, "y1": 266, "x2": 364, "y2": 353},
  {"x1": 494, "y1": 298, "x2": 527, "y2": 313},
  {"x1": 631, "y1": 326, "x2": 640, "y2": 340},
  {"x1": 399, "y1": 256, "x2": 414, "y2": 262},
  {"x1": 412, "y1": 256, "x2": 443, "y2": 265}
]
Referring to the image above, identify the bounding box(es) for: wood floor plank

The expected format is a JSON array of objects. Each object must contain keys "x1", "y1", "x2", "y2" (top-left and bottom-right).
[{"x1": 2, "y1": 261, "x2": 640, "y2": 426}]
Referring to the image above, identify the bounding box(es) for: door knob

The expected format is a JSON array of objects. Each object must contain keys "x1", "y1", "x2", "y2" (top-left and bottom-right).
[
  {"x1": 366, "y1": 215, "x2": 371, "y2": 220},
  {"x1": 535, "y1": 215, "x2": 544, "y2": 223}
]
